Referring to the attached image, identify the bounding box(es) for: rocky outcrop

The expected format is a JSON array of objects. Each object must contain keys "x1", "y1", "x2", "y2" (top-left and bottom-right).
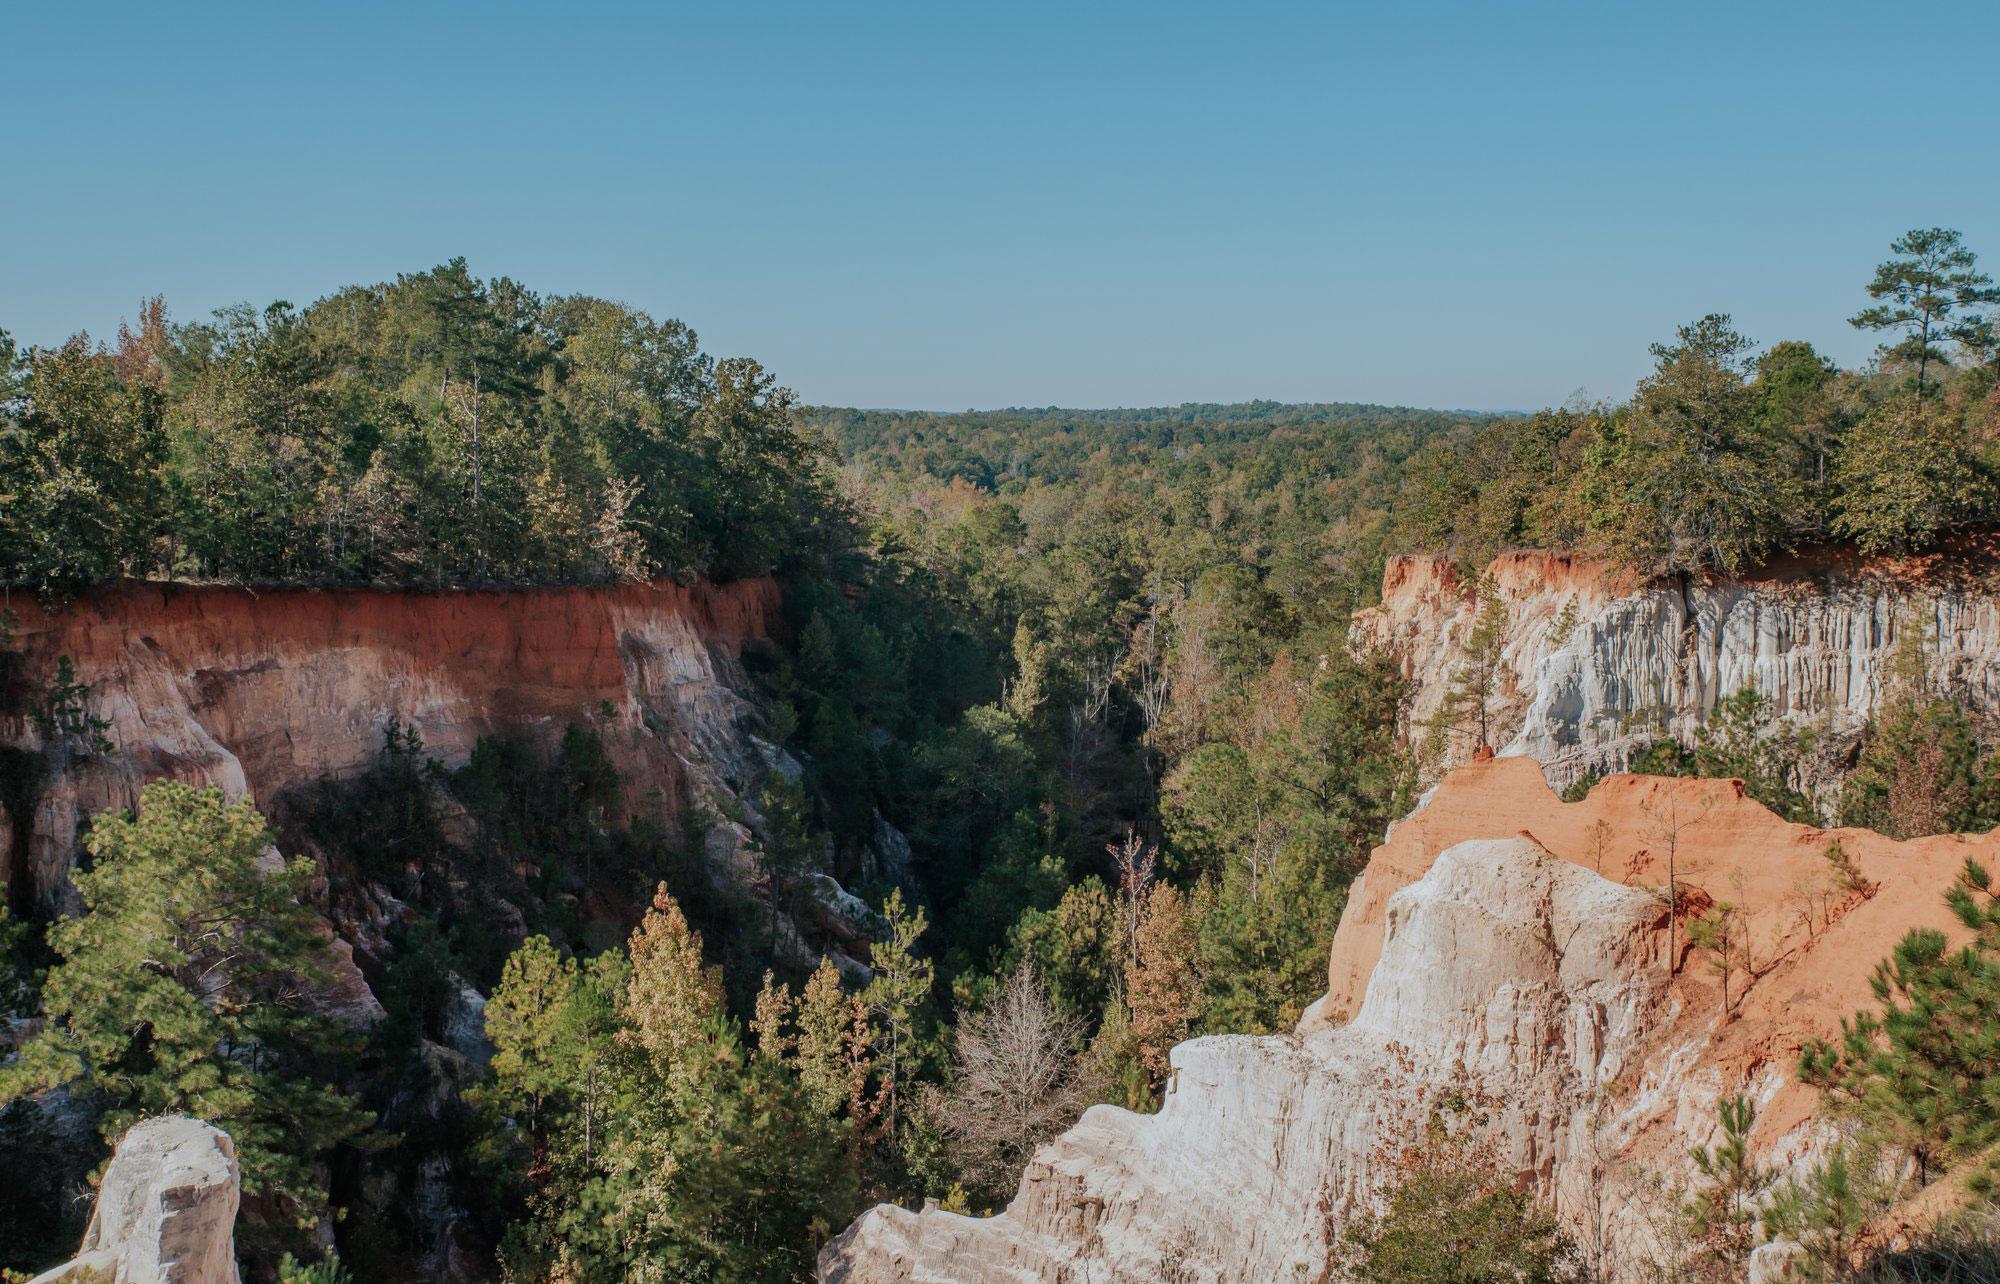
[
  {"x1": 826, "y1": 832, "x2": 1665, "y2": 1282},
  {"x1": 31, "y1": 1116, "x2": 240, "y2": 1284},
  {"x1": 822, "y1": 758, "x2": 1994, "y2": 1282},
  {"x1": 0, "y1": 577, "x2": 784, "y2": 915},
  {"x1": 1353, "y1": 549, "x2": 2000, "y2": 790}
]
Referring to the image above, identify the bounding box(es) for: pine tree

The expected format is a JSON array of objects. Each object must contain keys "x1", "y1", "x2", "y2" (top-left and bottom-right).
[
  {"x1": 1687, "y1": 902, "x2": 1748, "y2": 1016},
  {"x1": 491, "y1": 889, "x2": 853, "y2": 1283},
  {"x1": 0, "y1": 782, "x2": 374, "y2": 1245},
  {"x1": 1850, "y1": 228, "x2": 2000, "y2": 407},
  {"x1": 1687, "y1": 1095, "x2": 1773, "y2": 1268},
  {"x1": 1801, "y1": 858, "x2": 2000, "y2": 1188},
  {"x1": 481, "y1": 936, "x2": 581, "y2": 1136},
  {"x1": 1440, "y1": 575, "x2": 1508, "y2": 752},
  {"x1": 864, "y1": 890, "x2": 934, "y2": 1141},
  {"x1": 1124, "y1": 883, "x2": 1202, "y2": 1087}
]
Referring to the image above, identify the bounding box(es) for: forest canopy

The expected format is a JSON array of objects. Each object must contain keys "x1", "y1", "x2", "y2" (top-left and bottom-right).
[
  {"x1": 0, "y1": 261, "x2": 850, "y2": 596},
  {"x1": 1385, "y1": 229, "x2": 2000, "y2": 574}
]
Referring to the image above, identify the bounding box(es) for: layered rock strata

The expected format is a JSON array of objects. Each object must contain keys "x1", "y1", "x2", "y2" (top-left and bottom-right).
[
  {"x1": 1353, "y1": 549, "x2": 2000, "y2": 790},
  {"x1": 822, "y1": 757, "x2": 1992, "y2": 1282},
  {"x1": 0, "y1": 577, "x2": 783, "y2": 914}
]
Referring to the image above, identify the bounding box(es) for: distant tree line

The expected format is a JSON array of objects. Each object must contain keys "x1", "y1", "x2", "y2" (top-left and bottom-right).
[
  {"x1": 0, "y1": 260, "x2": 850, "y2": 596},
  {"x1": 1392, "y1": 228, "x2": 2000, "y2": 573}
]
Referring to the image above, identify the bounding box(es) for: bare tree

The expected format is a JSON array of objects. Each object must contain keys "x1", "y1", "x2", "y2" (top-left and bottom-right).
[
  {"x1": 935, "y1": 964, "x2": 1089, "y2": 1202},
  {"x1": 1643, "y1": 793, "x2": 1713, "y2": 980},
  {"x1": 1109, "y1": 829, "x2": 1159, "y2": 965},
  {"x1": 1588, "y1": 817, "x2": 1614, "y2": 876}
]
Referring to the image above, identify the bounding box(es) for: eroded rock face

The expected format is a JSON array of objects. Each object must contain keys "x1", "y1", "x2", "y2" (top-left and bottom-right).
[
  {"x1": 823, "y1": 835, "x2": 1666, "y2": 1282},
  {"x1": 823, "y1": 760, "x2": 1995, "y2": 1283},
  {"x1": 0, "y1": 577, "x2": 783, "y2": 914},
  {"x1": 31, "y1": 1116, "x2": 240, "y2": 1284},
  {"x1": 1353, "y1": 550, "x2": 2000, "y2": 790}
]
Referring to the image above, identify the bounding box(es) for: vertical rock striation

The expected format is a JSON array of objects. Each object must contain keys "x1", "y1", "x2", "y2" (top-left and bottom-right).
[
  {"x1": 823, "y1": 834, "x2": 1667, "y2": 1282},
  {"x1": 1353, "y1": 550, "x2": 2000, "y2": 790}
]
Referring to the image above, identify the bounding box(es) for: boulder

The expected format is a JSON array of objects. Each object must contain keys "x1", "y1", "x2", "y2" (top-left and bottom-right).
[{"x1": 32, "y1": 1116, "x2": 240, "y2": 1284}]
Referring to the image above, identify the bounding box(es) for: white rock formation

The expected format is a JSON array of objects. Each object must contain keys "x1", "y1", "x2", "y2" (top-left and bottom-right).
[
  {"x1": 1354, "y1": 552, "x2": 2000, "y2": 790},
  {"x1": 31, "y1": 1116, "x2": 241, "y2": 1284},
  {"x1": 820, "y1": 837, "x2": 1668, "y2": 1282}
]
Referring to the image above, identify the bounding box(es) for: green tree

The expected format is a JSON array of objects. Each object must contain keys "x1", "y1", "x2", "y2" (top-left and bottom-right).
[
  {"x1": 1690, "y1": 686, "x2": 1814, "y2": 822},
  {"x1": 1595, "y1": 315, "x2": 1797, "y2": 574},
  {"x1": 1754, "y1": 339, "x2": 1842, "y2": 497},
  {"x1": 1850, "y1": 228, "x2": 1999, "y2": 407},
  {"x1": 1686, "y1": 1095, "x2": 1773, "y2": 1268},
  {"x1": 480, "y1": 936, "x2": 582, "y2": 1136},
  {"x1": 1441, "y1": 575, "x2": 1508, "y2": 751},
  {"x1": 0, "y1": 336, "x2": 166, "y2": 595},
  {"x1": 1830, "y1": 398, "x2": 1991, "y2": 554},
  {"x1": 1800, "y1": 858, "x2": 2000, "y2": 1187},
  {"x1": 1762, "y1": 1142, "x2": 1892, "y2": 1281},
  {"x1": 1330, "y1": 1106, "x2": 1582, "y2": 1284},
  {"x1": 1265, "y1": 640, "x2": 1414, "y2": 877},
  {"x1": 0, "y1": 782, "x2": 374, "y2": 1243},
  {"x1": 865, "y1": 889, "x2": 935, "y2": 1143},
  {"x1": 1687, "y1": 902, "x2": 1749, "y2": 1016},
  {"x1": 1840, "y1": 625, "x2": 1993, "y2": 837},
  {"x1": 1001, "y1": 878, "x2": 1120, "y2": 1024},
  {"x1": 491, "y1": 889, "x2": 853, "y2": 1283}
]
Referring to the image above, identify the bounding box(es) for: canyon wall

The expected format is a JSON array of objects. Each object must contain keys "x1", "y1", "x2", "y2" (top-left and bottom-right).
[
  {"x1": 0, "y1": 577, "x2": 783, "y2": 915},
  {"x1": 1353, "y1": 549, "x2": 2000, "y2": 790},
  {"x1": 822, "y1": 756, "x2": 1991, "y2": 1282}
]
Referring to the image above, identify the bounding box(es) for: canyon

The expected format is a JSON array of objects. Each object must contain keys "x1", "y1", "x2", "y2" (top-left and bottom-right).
[
  {"x1": 14, "y1": 552, "x2": 2000, "y2": 1281},
  {"x1": 821, "y1": 755, "x2": 1989, "y2": 1282}
]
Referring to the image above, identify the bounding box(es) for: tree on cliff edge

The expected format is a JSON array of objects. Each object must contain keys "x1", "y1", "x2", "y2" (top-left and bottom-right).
[
  {"x1": 0, "y1": 781, "x2": 375, "y2": 1252},
  {"x1": 1801, "y1": 857, "x2": 2000, "y2": 1189},
  {"x1": 1851, "y1": 228, "x2": 1999, "y2": 408}
]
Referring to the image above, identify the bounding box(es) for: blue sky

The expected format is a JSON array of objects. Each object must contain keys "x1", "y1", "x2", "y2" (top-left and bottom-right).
[{"x1": 4, "y1": 1, "x2": 1997, "y2": 411}]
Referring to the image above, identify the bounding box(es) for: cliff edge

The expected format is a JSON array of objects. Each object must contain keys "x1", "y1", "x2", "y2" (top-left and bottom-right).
[
  {"x1": 30, "y1": 1116, "x2": 240, "y2": 1284},
  {"x1": 1354, "y1": 549, "x2": 2000, "y2": 789},
  {"x1": 821, "y1": 757, "x2": 1994, "y2": 1282}
]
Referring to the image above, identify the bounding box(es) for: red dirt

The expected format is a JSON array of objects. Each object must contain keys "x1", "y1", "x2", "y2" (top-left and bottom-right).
[{"x1": 1319, "y1": 756, "x2": 1998, "y2": 1149}]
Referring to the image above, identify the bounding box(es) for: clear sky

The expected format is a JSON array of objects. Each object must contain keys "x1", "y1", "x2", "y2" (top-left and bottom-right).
[{"x1": 4, "y1": 1, "x2": 1997, "y2": 411}]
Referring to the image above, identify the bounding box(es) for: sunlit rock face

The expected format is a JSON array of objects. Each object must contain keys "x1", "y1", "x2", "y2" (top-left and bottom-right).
[
  {"x1": 0, "y1": 577, "x2": 784, "y2": 914},
  {"x1": 1352, "y1": 549, "x2": 2000, "y2": 791},
  {"x1": 822, "y1": 759, "x2": 1993, "y2": 1283},
  {"x1": 30, "y1": 1116, "x2": 241, "y2": 1284}
]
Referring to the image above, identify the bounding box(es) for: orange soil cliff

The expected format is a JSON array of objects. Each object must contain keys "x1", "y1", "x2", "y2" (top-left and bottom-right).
[
  {"x1": 1, "y1": 577, "x2": 782, "y2": 910},
  {"x1": 1312, "y1": 755, "x2": 1993, "y2": 1149}
]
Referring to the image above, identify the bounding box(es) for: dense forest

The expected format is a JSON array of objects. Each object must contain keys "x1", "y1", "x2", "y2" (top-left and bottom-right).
[
  {"x1": 3, "y1": 228, "x2": 2000, "y2": 1282},
  {"x1": 0, "y1": 260, "x2": 846, "y2": 597},
  {"x1": 1388, "y1": 229, "x2": 2000, "y2": 573}
]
